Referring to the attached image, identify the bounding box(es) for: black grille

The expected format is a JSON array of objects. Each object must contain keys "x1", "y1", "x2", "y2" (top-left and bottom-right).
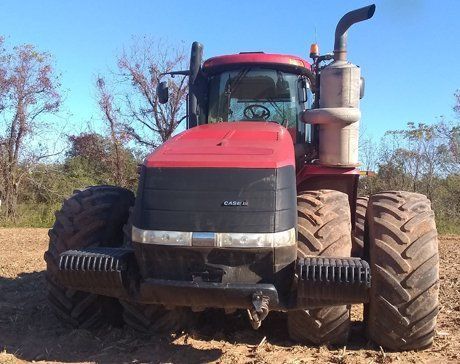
[{"x1": 132, "y1": 165, "x2": 296, "y2": 233}]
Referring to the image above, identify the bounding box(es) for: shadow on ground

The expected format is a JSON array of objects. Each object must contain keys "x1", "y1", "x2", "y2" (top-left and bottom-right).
[{"x1": 0, "y1": 270, "x2": 370, "y2": 363}]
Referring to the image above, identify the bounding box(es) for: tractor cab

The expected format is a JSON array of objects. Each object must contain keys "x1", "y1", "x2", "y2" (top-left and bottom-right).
[
  {"x1": 200, "y1": 53, "x2": 315, "y2": 144},
  {"x1": 157, "y1": 51, "x2": 315, "y2": 146}
]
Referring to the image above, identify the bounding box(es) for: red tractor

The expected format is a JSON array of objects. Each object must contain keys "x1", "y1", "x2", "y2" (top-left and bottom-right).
[{"x1": 45, "y1": 4, "x2": 439, "y2": 350}]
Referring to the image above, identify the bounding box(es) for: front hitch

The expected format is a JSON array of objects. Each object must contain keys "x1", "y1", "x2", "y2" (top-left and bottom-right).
[{"x1": 247, "y1": 291, "x2": 270, "y2": 329}]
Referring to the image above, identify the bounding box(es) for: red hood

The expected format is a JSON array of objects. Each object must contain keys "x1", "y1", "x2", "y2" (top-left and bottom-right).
[{"x1": 144, "y1": 122, "x2": 295, "y2": 169}]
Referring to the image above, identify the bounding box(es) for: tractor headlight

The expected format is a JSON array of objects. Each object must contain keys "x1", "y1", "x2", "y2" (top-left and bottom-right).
[
  {"x1": 218, "y1": 228, "x2": 296, "y2": 248},
  {"x1": 132, "y1": 226, "x2": 296, "y2": 248},
  {"x1": 132, "y1": 226, "x2": 192, "y2": 246}
]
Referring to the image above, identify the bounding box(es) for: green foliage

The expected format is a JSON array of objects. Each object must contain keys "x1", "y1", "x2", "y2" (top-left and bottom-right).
[
  {"x1": 359, "y1": 119, "x2": 460, "y2": 235},
  {"x1": 0, "y1": 202, "x2": 61, "y2": 228},
  {"x1": 0, "y1": 132, "x2": 140, "y2": 227}
]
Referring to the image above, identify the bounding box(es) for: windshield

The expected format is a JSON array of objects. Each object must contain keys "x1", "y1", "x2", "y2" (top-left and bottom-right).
[{"x1": 207, "y1": 68, "x2": 303, "y2": 128}]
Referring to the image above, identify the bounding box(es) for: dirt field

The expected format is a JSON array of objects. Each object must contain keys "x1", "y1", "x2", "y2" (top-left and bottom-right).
[{"x1": 0, "y1": 228, "x2": 459, "y2": 364}]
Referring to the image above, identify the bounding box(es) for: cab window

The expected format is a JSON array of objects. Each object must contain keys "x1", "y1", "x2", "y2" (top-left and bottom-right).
[{"x1": 208, "y1": 68, "x2": 303, "y2": 128}]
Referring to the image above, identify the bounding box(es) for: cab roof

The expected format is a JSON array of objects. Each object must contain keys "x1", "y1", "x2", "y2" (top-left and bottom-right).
[{"x1": 202, "y1": 52, "x2": 312, "y2": 76}]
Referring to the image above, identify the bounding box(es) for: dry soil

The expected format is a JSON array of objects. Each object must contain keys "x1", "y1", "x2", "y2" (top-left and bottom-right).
[{"x1": 0, "y1": 228, "x2": 459, "y2": 364}]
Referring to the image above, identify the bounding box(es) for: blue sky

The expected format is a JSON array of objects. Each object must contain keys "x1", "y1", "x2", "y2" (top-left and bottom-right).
[{"x1": 1, "y1": 0, "x2": 459, "y2": 141}]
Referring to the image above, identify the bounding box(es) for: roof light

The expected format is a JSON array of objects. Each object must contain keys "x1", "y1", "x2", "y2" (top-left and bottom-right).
[{"x1": 310, "y1": 43, "x2": 319, "y2": 59}]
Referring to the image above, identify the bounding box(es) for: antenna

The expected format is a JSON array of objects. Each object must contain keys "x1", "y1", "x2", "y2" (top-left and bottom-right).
[{"x1": 310, "y1": 26, "x2": 320, "y2": 59}]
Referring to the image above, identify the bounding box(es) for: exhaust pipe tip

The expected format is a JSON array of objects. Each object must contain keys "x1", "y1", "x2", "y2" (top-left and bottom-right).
[
  {"x1": 334, "y1": 4, "x2": 376, "y2": 61},
  {"x1": 369, "y1": 4, "x2": 376, "y2": 16},
  {"x1": 365, "y1": 4, "x2": 376, "y2": 19}
]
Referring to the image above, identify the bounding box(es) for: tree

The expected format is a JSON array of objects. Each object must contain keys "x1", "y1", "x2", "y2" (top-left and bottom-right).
[
  {"x1": 96, "y1": 77, "x2": 128, "y2": 186},
  {"x1": 96, "y1": 38, "x2": 188, "y2": 150},
  {"x1": 358, "y1": 100, "x2": 460, "y2": 233},
  {"x1": 0, "y1": 41, "x2": 61, "y2": 218},
  {"x1": 66, "y1": 132, "x2": 138, "y2": 189}
]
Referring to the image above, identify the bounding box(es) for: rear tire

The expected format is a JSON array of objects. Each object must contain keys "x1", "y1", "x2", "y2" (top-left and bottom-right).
[
  {"x1": 44, "y1": 185, "x2": 134, "y2": 329},
  {"x1": 352, "y1": 196, "x2": 369, "y2": 258},
  {"x1": 366, "y1": 191, "x2": 439, "y2": 350},
  {"x1": 288, "y1": 190, "x2": 352, "y2": 346}
]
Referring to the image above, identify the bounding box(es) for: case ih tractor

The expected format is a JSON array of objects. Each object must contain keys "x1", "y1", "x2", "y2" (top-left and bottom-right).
[{"x1": 44, "y1": 5, "x2": 439, "y2": 350}]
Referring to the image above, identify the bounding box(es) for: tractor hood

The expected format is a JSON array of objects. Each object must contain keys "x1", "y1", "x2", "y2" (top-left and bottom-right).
[{"x1": 144, "y1": 122, "x2": 295, "y2": 169}]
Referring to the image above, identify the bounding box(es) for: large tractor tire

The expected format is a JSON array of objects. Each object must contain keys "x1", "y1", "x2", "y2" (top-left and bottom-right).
[
  {"x1": 288, "y1": 190, "x2": 352, "y2": 346},
  {"x1": 366, "y1": 191, "x2": 439, "y2": 350},
  {"x1": 120, "y1": 215, "x2": 192, "y2": 334},
  {"x1": 352, "y1": 196, "x2": 369, "y2": 257},
  {"x1": 44, "y1": 185, "x2": 135, "y2": 329},
  {"x1": 120, "y1": 300, "x2": 192, "y2": 334}
]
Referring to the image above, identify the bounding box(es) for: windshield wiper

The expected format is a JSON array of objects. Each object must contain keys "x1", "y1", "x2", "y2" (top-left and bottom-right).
[
  {"x1": 266, "y1": 96, "x2": 285, "y2": 116},
  {"x1": 225, "y1": 68, "x2": 250, "y2": 118},
  {"x1": 226, "y1": 68, "x2": 250, "y2": 97},
  {"x1": 266, "y1": 96, "x2": 291, "y2": 127}
]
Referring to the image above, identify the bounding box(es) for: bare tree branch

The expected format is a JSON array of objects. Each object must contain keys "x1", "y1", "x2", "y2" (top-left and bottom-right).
[
  {"x1": 0, "y1": 42, "x2": 61, "y2": 218},
  {"x1": 96, "y1": 37, "x2": 187, "y2": 150}
]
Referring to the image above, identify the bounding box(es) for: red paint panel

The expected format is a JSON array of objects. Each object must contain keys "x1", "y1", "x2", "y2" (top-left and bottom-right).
[
  {"x1": 296, "y1": 164, "x2": 360, "y2": 187},
  {"x1": 203, "y1": 53, "x2": 311, "y2": 71},
  {"x1": 144, "y1": 122, "x2": 295, "y2": 169}
]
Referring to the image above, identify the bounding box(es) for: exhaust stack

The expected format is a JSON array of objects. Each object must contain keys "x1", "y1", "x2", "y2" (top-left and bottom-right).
[
  {"x1": 334, "y1": 5, "x2": 376, "y2": 61},
  {"x1": 303, "y1": 5, "x2": 376, "y2": 167}
]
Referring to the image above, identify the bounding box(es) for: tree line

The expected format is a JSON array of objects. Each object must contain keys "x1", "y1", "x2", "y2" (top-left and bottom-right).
[
  {"x1": 0, "y1": 37, "x2": 188, "y2": 224},
  {"x1": 0, "y1": 37, "x2": 459, "y2": 233},
  {"x1": 359, "y1": 116, "x2": 459, "y2": 233}
]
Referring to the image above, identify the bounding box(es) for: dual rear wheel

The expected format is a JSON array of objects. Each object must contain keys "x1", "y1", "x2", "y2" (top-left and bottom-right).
[{"x1": 289, "y1": 189, "x2": 439, "y2": 351}]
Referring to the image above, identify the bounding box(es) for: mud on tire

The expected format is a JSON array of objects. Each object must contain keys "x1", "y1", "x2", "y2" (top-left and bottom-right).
[
  {"x1": 366, "y1": 191, "x2": 439, "y2": 351},
  {"x1": 287, "y1": 190, "x2": 352, "y2": 346},
  {"x1": 44, "y1": 185, "x2": 134, "y2": 329}
]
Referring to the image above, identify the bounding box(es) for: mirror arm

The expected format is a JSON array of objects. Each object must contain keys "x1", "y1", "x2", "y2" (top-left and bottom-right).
[{"x1": 160, "y1": 70, "x2": 191, "y2": 78}]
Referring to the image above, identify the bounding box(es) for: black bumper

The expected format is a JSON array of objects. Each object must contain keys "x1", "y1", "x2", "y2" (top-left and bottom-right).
[
  {"x1": 139, "y1": 279, "x2": 280, "y2": 309},
  {"x1": 56, "y1": 248, "x2": 371, "y2": 310}
]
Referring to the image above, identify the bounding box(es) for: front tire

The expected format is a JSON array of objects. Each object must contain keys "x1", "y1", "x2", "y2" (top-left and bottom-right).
[
  {"x1": 120, "y1": 300, "x2": 192, "y2": 334},
  {"x1": 288, "y1": 190, "x2": 352, "y2": 346},
  {"x1": 120, "y1": 208, "x2": 192, "y2": 334},
  {"x1": 44, "y1": 186, "x2": 134, "y2": 329},
  {"x1": 366, "y1": 191, "x2": 439, "y2": 350}
]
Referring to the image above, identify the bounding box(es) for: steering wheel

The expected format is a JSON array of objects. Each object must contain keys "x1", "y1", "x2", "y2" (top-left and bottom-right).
[{"x1": 243, "y1": 104, "x2": 271, "y2": 120}]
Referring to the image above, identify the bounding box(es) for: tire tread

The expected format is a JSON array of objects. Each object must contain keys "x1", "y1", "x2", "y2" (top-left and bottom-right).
[
  {"x1": 288, "y1": 190, "x2": 352, "y2": 346},
  {"x1": 367, "y1": 191, "x2": 439, "y2": 351},
  {"x1": 45, "y1": 185, "x2": 134, "y2": 329}
]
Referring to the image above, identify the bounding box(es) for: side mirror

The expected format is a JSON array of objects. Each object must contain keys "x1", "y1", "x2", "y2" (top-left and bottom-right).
[
  {"x1": 157, "y1": 81, "x2": 169, "y2": 104},
  {"x1": 298, "y1": 78, "x2": 308, "y2": 103},
  {"x1": 359, "y1": 77, "x2": 365, "y2": 99}
]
